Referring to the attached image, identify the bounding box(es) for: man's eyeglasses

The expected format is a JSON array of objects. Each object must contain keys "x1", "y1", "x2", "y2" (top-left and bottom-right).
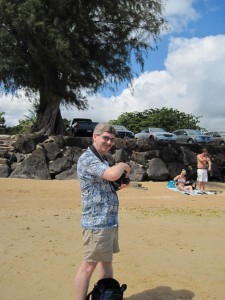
[{"x1": 100, "y1": 135, "x2": 115, "y2": 143}]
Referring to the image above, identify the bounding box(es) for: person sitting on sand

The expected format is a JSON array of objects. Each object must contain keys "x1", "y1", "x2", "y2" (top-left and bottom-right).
[{"x1": 174, "y1": 169, "x2": 193, "y2": 193}]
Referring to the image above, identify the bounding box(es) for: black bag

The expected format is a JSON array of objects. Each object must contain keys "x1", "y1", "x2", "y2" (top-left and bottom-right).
[{"x1": 86, "y1": 278, "x2": 127, "y2": 300}]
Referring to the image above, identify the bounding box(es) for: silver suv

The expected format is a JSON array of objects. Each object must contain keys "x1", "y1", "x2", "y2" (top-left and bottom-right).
[
  {"x1": 205, "y1": 131, "x2": 225, "y2": 146},
  {"x1": 172, "y1": 129, "x2": 212, "y2": 144},
  {"x1": 134, "y1": 127, "x2": 177, "y2": 141}
]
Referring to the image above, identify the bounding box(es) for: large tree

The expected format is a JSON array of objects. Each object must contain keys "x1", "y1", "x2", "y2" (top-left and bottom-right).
[
  {"x1": 0, "y1": 0, "x2": 166, "y2": 135},
  {"x1": 110, "y1": 108, "x2": 202, "y2": 133}
]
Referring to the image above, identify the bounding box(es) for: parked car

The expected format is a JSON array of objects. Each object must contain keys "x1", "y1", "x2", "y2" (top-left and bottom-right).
[
  {"x1": 113, "y1": 125, "x2": 134, "y2": 139},
  {"x1": 66, "y1": 118, "x2": 98, "y2": 137},
  {"x1": 205, "y1": 131, "x2": 225, "y2": 145},
  {"x1": 134, "y1": 127, "x2": 177, "y2": 141},
  {"x1": 172, "y1": 129, "x2": 212, "y2": 144}
]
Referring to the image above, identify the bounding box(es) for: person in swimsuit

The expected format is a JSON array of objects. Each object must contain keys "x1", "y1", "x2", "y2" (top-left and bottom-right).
[
  {"x1": 197, "y1": 147, "x2": 212, "y2": 192},
  {"x1": 174, "y1": 169, "x2": 193, "y2": 193}
]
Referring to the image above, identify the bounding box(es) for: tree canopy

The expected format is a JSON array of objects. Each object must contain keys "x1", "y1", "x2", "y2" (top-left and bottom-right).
[
  {"x1": 0, "y1": 0, "x2": 166, "y2": 135},
  {"x1": 109, "y1": 107, "x2": 202, "y2": 133}
]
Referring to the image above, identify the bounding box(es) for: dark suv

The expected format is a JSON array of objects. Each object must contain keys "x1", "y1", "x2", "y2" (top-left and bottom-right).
[{"x1": 113, "y1": 125, "x2": 134, "y2": 139}]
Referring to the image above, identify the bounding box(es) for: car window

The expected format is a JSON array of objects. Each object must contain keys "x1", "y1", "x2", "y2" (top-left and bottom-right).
[
  {"x1": 187, "y1": 129, "x2": 200, "y2": 135},
  {"x1": 149, "y1": 128, "x2": 165, "y2": 132}
]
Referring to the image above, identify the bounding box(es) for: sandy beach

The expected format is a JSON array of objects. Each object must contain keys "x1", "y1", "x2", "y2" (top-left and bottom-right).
[{"x1": 1, "y1": 178, "x2": 225, "y2": 300}]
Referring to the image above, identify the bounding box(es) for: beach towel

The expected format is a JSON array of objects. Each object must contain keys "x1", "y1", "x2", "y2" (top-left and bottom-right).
[{"x1": 167, "y1": 181, "x2": 217, "y2": 195}]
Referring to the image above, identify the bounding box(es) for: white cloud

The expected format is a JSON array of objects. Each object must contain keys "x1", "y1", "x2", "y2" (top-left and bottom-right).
[
  {"x1": 163, "y1": 0, "x2": 200, "y2": 33},
  {"x1": 63, "y1": 34, "x2": 225, "y2": 131},
  {"x1": 0, "y1": 91, "x2": 33, "y2": 126}
]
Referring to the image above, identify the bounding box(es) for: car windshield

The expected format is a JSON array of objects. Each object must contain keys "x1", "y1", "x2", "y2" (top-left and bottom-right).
[
  {"x1": 113, "y1": 125, "x2": 127, "y2": 130},
  {"x1": 149, "y1": 128, "x2": 165, "y2": 132},
  {"x1": 186, "y1": 129, "x2": 201, "y2": 135}
]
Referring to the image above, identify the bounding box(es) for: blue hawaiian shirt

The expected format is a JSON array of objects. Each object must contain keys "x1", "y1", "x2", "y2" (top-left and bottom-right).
[{"x1": 77, "y1": 147, "x2": 119, "y2": 230}]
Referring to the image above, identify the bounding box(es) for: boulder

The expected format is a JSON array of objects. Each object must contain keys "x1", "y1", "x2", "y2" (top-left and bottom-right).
[
  {"x1": 55, "y1": 163, "x2": 78, "y2": 180},
  {"x1": 10, "y1": 148, "x2": 51, "y2": 180},
  {"x1": 49, "y1": 156, "x2": 73, "y2": 176},
  {"x1": 43, "y1": 142, "x2": 62, "y2": 161},
  {"x1": 129, "y1": 162, "x2": 147, "y2": 182},
  {"x1": 0, "y1": 165, "x2": 11, "y2": 178},
  {"x1": 147, "y1": 158, "x2": 169, "y2": 181}
]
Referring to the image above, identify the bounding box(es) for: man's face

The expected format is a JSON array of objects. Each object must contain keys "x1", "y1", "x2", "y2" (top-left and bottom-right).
[
  {"x1": 93, "y1": 132, "x2": 115, "y2": 155},
  {"x1": 203, "y1": 150, "x2": 208, "y2": 156}
]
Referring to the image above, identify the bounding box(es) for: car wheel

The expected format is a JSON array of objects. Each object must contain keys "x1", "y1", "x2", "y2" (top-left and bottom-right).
[
  {"x1": 149, "y1": 136, "x2": 154, "y2": 140},
  {"x1": 187, "y1": 138, "x2": 194, "y2": 144}
]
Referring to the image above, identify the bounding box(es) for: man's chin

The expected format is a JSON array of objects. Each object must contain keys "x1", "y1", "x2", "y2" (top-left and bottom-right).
[{"x1": 102, "y1": 145, "x2": 111, "y2": 154}]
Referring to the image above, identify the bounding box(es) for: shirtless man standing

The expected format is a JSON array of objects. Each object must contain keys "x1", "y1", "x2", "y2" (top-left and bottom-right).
[{"x1": 197, "y1": 147, "x2": 212, "y2": 192}]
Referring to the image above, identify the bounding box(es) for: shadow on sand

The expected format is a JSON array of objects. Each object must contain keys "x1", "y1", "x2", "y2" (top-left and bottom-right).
[{"x1": 125, "y1": 286, "x2": 194, "y2": 300}]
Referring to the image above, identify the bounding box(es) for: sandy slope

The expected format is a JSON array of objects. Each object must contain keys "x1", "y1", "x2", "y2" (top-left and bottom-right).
[{"x1": 1, "y1": 178, "x2": 225, "y2": 300}]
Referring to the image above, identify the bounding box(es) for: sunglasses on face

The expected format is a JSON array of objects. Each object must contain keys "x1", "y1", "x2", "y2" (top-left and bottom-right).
[{"x1": 100, "y1": 135, "x2": 115, "y2": 143}]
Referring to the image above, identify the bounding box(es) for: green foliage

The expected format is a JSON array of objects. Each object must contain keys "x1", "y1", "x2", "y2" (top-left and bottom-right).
[
  {"x1": 0, "y1": 111, "x2": 5, "y2": 123},
  {"x1": 63, "y1": 118, "x2": 70, "y2": 128},
  {"x1": 0, "y1": 111, "x2": 6, "y2": 133},
  {"x1": 109, "y1": 107, "x2": 202, "y2": 133},
  {"x1": 0, "y1": 0, "x2": 166, "y2": 134}
]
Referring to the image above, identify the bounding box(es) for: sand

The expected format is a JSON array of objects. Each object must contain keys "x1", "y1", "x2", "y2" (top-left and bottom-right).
[{"x1": 1, "y1": 178, "x2": 225, "y2": 300}]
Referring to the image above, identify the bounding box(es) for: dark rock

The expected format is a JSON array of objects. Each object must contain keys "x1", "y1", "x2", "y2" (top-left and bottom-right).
[
  {"x1": 159, "y1": 145, "x2": 177, "y2": 162},
  {"x1": 63, "y1": 136, "x2": 92, "y2": 148},
  {"x1": 49, "y1": 156, "x2": 73, "y2": 176},
  {"x1": 135, "y1": 139, "x2": 158, "y2": 151},
  {"x1": 13, "y1": 134, "x2": 47, "y2": 154},
  {"x1": 10, "y1": 147, "x2": 50, "y2": 179},
  {"x1": 147, "y1": 158, "x2": 169, "y2": 181},
  {"x1": 131, "y1": 150, "x2": 159, "y2": 165},
  {"x1": 55, "y1": 164, "x2": 78, "y2": 180},
  {"x1": 63, "y1": 147, "x2": 84, "y2": 163},
  {"x1": 177, "y1": 146, "x2": 198, "y2": 166},
  {"x1": 105, "y1": 153, "x2": 115, "y2": 167},
  {"x1": 166, "y1": 161, "x2": 187, "y2": 179},
  {"x1": 43, "y1": 142, "x2": 62, "y2": 161},
  {"x1": 114, "y1": 149, "x2": 130, "y2": 163},
  {"x1": 0, "y1": 165, "x2": 11, "y2": 177},
  {"x1": 50, "y1": 135, "x2": 65, "y2": 148},
  {"x1": 129, "y1": 163, "x2": 147, "y2": 182}
]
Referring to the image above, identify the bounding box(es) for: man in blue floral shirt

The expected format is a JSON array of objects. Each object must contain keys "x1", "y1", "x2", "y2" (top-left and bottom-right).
[{"x1": 74, "y1": 123, "x2": 131, "y2": 300}]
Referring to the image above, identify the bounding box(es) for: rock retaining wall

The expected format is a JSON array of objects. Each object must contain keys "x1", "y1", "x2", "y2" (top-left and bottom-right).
[{"x1": 0, "y1": 134, "x2": 225, "y2": 182}]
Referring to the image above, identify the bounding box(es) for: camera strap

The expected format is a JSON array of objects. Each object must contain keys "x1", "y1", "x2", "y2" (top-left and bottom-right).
[
  {"x1": 89, "y1": 144, "x2": 108, "y2": 163},
  {"x1": 89, "y1": 144, "x2": 117, "y2": 192}
]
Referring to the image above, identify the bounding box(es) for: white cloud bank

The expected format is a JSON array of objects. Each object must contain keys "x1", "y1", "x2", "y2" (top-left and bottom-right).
[{"x1": 62, "y1": 34, "x2": 225, "y2": 131}]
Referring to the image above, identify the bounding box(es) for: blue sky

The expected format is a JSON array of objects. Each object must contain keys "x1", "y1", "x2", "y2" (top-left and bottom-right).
[{"x1": 1, "y1": 0, "x2": 225, "y2": 131}]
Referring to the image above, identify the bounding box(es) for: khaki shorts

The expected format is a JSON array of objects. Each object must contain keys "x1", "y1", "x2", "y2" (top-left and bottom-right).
[{"x1": 82, "y1": 227, "x2": 120, "y2": 262}]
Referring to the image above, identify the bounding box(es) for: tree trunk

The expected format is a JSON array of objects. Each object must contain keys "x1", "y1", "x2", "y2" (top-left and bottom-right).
[{"x1": 30, "y1": 90, "x2": 66, "y2": 135}]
